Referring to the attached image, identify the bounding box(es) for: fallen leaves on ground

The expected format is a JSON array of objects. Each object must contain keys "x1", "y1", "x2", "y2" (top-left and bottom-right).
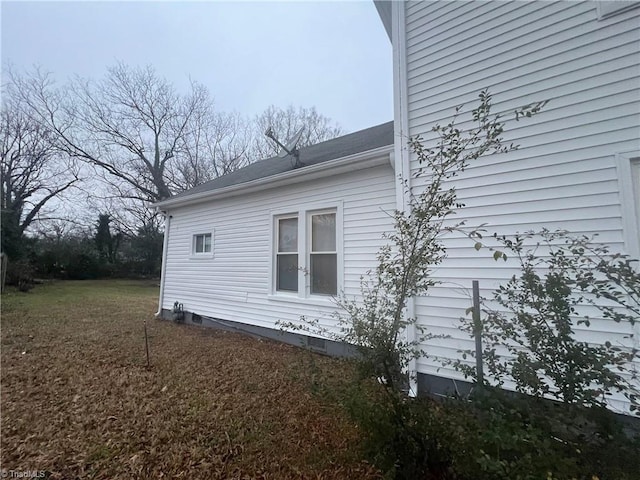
[{"x1": 1, "y1": 280, "x2": 381, "y2": 479}]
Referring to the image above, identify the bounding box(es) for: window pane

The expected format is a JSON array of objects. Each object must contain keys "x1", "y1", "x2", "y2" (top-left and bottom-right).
[
  {"x1": 278, "y1": 218, "x2": 298, "y2": 253},
  {"x1": 277, "y1": 254, "x2": 298, "y2": 291},
  {"x1": 310, "y1": 253, "x2": 337, "y2": 295},
  {"x1": 311, "y1": 213, "x2": 336, "y2": 252},
  {"x1": 203, "y1": 234, "x2": 212, "y2": 252},
  {"x1": 195, "y1": 235, "x2": 204, "y2": 253}
]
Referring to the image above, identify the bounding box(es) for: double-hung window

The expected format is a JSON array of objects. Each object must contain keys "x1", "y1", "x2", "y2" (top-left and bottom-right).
[
  {"x1": 309, "y1": 211, "x2": 337, "y2": 295},
  {"x1": 276, "y1": 217, "x2": 299, "y2": 292},
  {"x1": 273, "y1": 206, "x2": 340, "y2": 298}
]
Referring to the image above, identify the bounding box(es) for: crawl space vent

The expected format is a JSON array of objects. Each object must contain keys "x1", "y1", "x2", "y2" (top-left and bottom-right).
[{"x1": 307, "y1": 336, "x2": 326, "y2": 351}]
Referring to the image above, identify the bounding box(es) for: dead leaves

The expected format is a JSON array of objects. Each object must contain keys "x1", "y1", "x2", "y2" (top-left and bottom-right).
[{"x1": 1, "y1": 280, "x2": 381, "y2": 479}]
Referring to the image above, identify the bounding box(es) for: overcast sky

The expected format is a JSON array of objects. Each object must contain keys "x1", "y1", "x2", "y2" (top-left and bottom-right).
[{"x1": 1, "y1": 0, "x2": 393, "y2": 133}]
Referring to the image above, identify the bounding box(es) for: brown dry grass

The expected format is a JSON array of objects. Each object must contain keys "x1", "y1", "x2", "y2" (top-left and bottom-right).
[{"x1": 1, "y1": 280, "x2": 380, "y2": 479}]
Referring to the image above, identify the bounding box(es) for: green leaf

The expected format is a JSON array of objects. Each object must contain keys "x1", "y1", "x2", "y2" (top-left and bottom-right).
[{"x1": 474, "y1": 242, "x2": 482, "y2": 251}]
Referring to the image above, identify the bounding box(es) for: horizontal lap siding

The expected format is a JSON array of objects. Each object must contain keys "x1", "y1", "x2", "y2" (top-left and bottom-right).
[
  {"x1": 162, "y1": 164, "x2": 395, "y2": 335},
  {"x1": 404, "y1": 1, "x2": 640, "y2": 400}
]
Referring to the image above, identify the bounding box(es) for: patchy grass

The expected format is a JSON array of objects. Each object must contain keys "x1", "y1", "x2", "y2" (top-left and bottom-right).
[{"x1": 1, "y1": 280, "x2": 380, "y2": 479}]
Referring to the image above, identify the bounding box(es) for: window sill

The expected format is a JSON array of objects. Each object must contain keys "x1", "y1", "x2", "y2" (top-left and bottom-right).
[
  {"x1": 189, "y1": 254, "x2": 214, "y2": 260},
  {"x1": 267, "y1": 293, "x2": 338, "y2": 308}
]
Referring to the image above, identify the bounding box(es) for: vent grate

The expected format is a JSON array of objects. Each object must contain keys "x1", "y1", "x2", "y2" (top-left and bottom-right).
[{"x1": 307, "y1": 336, "x2": 326, "y2": 350}]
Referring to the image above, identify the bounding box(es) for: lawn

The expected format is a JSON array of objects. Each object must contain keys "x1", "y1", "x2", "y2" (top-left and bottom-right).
[{"x1": 1, "y1": 280, "x2": 380, "y2": 479}]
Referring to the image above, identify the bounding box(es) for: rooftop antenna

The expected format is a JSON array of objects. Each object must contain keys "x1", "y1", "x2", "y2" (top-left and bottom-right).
[{"x1": 265, "y1": 126, "x2": 305, "y2": 168}]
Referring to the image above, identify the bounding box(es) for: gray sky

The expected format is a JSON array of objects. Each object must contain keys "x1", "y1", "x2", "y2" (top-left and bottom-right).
[{"x1": 1, "y1": 0, "x2": 393, "y2": 133}]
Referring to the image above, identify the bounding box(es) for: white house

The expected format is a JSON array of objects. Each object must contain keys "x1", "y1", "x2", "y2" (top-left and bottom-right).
[
  {"x1": 156, "y1": 1, "x2": 639, "y2": 411},
  {"x1": 154, "y1": 122, "x2": 396, "y2": 355},
  {"x1": 375, "y1": 0, "x2": 640, "y2": 409}
]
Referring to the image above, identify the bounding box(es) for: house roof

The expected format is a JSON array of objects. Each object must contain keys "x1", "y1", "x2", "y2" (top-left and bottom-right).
[
  {"x1": 165, "y1": 120, "x2": 394, "y2": 203},
  {"x1": 374, "y1": 1, "x2": 392, "y2": 41}
]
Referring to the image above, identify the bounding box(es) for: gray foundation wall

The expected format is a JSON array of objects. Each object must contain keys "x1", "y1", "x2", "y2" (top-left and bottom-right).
[
  {"x1": 159, "y1": 308, "x2": 359, "y2": 358},
  {"x1": 158, "y1": 309, "x2": 640, "y2": 432},
  {"x1": 158, "y1": 308, "x2": 474, "y2": 399}
]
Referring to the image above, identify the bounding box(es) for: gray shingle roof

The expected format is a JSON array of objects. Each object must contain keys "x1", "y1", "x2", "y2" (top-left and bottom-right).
[{"x1": 167, "y1": 121, "x2": 393, "y2": 201}]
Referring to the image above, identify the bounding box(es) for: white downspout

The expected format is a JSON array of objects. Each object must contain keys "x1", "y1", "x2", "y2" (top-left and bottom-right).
[
  {"x1": 155, "y1": 210, "x2": 171, "y2": 317},
  {"x1": 392, "y1": 0, "x2": 418, "y2": 396}
]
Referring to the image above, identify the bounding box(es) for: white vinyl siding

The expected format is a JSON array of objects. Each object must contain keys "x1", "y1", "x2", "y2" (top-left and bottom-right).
[
  {"x1": 162, "y1": 163, "x2": 395, "y2": 337},
  {"x1": 597, "y1": 1, "x2": 640, "y2": 19},
  {"x1": 400, "y1": 1, "x2": 640, "y2": 412}
]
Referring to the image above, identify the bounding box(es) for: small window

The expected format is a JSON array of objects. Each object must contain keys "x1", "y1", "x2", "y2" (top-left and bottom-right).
[
  {"x1": 276, "y1": 216, "x2": 298, "y2": 292},
  {"x1": 193, "y1": 233, "x2": 212, "y2": 254},
  {"x1": 309, "y1": 211, "x2": 337, "y2": 295}
]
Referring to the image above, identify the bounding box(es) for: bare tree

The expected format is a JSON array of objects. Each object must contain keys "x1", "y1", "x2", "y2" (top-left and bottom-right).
[
  {"x1": 12, "y1": 64, "x2": 249, "y2": 203},
  {"x1": 171, "y1": 110, "x2": 252, "y2": 190},
  {"x1": 251, "y1": 105, "x2": 344, "y2": 159},
  {"x1": 1, "y1": 81, "x2": 78, "y2": 257}
]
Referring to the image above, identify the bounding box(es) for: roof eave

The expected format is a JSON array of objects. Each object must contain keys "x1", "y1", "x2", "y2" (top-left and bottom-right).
[
  {"x1": 154, "y1": 144, "x2": 394, "y2": 211},
  {"x1": 374, "y1": 0, "x2": 392, "y2": 42}
]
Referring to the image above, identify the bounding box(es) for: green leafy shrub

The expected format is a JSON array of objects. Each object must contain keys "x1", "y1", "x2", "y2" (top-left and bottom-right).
[
  {"x1": 448, "y1": 229, "x2": 640, "y2": 479},
  {"x1": 433, "y1": 388, "x2": 640, "y2": 480},
  {"x1": 461, "y1": 229, "x2": 639, "y2": 412}
]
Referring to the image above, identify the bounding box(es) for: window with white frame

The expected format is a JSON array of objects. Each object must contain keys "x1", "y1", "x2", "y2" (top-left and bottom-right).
[
  {"x1": 273, "y1": 206, "x2": 340, "y2": 298},
  {"x1": 192, "y1": 232, "x2": 212, "y2": 255},
  {"x1": 632, "y1": 157, "x2": 640, "y2": 236},
  {"x1": 309, "y1": 211, "x2": 337, "y2": 295},
  {"x1": 616, "y1": 153, "x2": 640, "y2": 260},
  {"x1": 276, "y1": 216, "x2": 298, "y2": 292}
]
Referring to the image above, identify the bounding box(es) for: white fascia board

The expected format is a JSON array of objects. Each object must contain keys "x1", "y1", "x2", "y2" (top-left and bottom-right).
[{"x1": 154, "y1": 145, "x2": 393, "y2": 210}]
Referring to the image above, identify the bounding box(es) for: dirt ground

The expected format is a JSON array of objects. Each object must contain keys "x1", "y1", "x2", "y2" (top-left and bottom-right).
[{"x1": 1, "y1": 280, "x2": 381, "y2": 479}]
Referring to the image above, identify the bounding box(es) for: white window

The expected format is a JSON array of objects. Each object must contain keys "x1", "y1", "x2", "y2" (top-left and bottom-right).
[
  {"x1": 631, "y1": 157, "x2": 640, "y2": 237},
  {"x1": 192, "y1": 232, "x2": 212, "y2": 255},
  {"x1": 616, "y1": 153, "x2": 640, "y2": 260},
  {"x1": 272, "y1": 204, "x2": 341, "y2": 299},
  {"x1": 309, "y1": 211, "x2": 337, "y2": 295},
  {"x1": 276, "y1": 216, "x2": 299, "y2": 292}
]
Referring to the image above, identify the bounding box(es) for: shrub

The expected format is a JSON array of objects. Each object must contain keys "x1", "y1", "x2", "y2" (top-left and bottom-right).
[
  {"x1": 458, "y1": 229, "x2": 639, "y2": 412},
  {"x1": 448, "y1": 229, "x2": 640, "y2": 479},
  {"x1": 284, "y1": 91, "x2": 546, "y2": 479},
  {"x1": 5, "y1": 258, "x2": 35, "y2": 292},
  {"x1": 434, "y1": 388, "x2": 640, "y2": 480}
]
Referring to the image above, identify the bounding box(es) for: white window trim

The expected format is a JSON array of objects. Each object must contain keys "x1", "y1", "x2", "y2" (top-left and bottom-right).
[
  {"x1": 274, "y1": 214, "x2": 299, "y2": 294},
  {"x1": 307, "y1": 208, "x2": 339, "y2": 297},
  {"x1": 190, "y1": 230, "x2": 214, "y2": 259},
  {"x1": 615, "y1": 152, "x2": 640, "y2": 260},
  {"x1": 268, "y1": 201, "x2": 343, "y2": 304}
]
